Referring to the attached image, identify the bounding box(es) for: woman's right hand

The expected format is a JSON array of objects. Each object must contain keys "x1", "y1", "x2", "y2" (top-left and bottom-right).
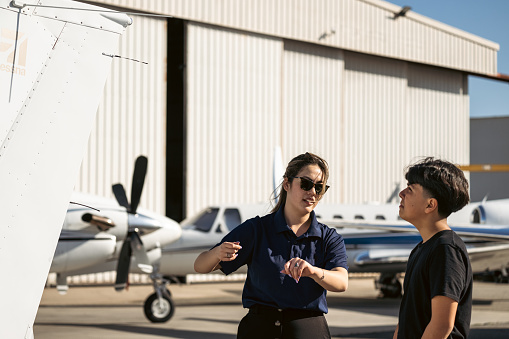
[
  {"x1": 195, "y1": 241, "x2": 242, "y2": 273},
  {"x1": 216, "y1": 241, "x2": 242, "y2": 261}
]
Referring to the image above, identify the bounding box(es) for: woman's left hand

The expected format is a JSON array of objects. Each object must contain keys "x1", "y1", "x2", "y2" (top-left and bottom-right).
[{"x1": 280, "y1": 257, "x2": 319, "y2": 283}]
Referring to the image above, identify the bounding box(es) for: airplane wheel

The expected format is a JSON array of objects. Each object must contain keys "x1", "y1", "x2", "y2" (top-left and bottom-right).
[
  {"x1": 144, "y1": 291, "x2": 175, "y2": 323},
  {"x1": 379, "y1": 275, "x2": 402, "y2": 298}
]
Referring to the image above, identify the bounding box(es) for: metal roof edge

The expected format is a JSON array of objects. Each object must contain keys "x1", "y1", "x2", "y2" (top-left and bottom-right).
[{"x1": 361, "y1": 0, "x2": 500, "y2": 51}]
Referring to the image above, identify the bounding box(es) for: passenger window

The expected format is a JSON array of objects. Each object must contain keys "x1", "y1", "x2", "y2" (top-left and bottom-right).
[
  {"x1": 182, "y1": 208, "x2": 219, "y2": 232},
  {"x1": 223, "y1": 208, "x2": 242, "y2": 231},
  {"x1": 354, "y1": 215, "x2": 364, "y2": 220},
  {"x1": 375, "y1": 215, "x2": 385, "y2": 220},
  {"x1": 332, "y1": 215, "x2": 344, "y2": 229}
]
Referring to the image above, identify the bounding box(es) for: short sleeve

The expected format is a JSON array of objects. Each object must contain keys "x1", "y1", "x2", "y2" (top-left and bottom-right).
[
  {"x1": 323, "y1": 228, "x2": 349, "y2": 271},
  {"x1": 429, "y1": 244, "x2": 467, "y2": 302},
  {"x1": 213, "y1": 217, "x2": 258, "y2": 275}
]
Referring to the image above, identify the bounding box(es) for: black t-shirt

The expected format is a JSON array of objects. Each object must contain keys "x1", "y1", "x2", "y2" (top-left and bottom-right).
[{"x1": 397, "y1": 230, "x2": 473, "y2": 339}]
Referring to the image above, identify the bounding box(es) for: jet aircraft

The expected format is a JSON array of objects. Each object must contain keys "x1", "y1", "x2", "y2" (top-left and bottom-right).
[
  {"x1": 160, "y1": 198, "x2": 509, "y2": 306},
  {"x1": 50, "y1": 147, "x2": 509, "y2": 324},
  {"x1": 57, "y1": 150, "x2": 509, "y2": 323}
]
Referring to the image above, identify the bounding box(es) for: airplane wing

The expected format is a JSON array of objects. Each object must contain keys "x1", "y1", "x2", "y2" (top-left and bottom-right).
[
  {"x1": 322, "y1": 218, "x2": 509, "y2": 274},
  {"x1": 323, "y1": 219, "x2": 509, "y2": 241},
  {"x1": 0, "y1": 1, "x2": 130, "y2": 337}
]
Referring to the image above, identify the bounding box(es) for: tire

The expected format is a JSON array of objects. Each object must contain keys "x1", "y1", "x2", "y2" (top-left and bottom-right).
[
  {"x1": 144, "y1": 291, "x2": 175, "y2": 323},
  {"x1": 379, "y1": 275, "x2": 402, "y2": 298}
]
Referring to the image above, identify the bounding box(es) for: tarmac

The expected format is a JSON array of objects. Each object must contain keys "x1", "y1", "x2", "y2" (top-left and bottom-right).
[{"x1": 35, "y1": 277, "x2": 509, "y2": 338}]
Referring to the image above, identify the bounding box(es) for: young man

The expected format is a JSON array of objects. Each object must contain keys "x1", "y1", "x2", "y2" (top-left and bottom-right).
[{"x1": 393, "y1": 157, "x2": 473, "y2": 339}]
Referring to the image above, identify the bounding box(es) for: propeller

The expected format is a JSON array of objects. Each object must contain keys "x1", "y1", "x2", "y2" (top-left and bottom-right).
[{"x1": 112, "y1": 155, "x2": 151, "y2": 291}]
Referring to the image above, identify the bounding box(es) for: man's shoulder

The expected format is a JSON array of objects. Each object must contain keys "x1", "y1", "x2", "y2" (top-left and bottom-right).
[{"x1": 434, "y1": 229, "x2": 467, "y2": 250}]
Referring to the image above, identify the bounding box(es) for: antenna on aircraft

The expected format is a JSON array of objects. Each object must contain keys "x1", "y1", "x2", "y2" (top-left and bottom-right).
[
  {"x1": 102, "y1": 53, "x2": 148, "y2": 64},
  {"x1": 69, "y1": 201, "x2": 101, "y2": 212}
]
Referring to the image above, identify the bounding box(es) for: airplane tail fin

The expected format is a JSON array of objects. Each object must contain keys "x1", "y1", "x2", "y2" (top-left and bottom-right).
[
  {"x1": 0, "y1": 1, "x2": 130, "y2": 337},
  {"x1": 272, "y1": 146, "x2": 284, "y2": 203}
]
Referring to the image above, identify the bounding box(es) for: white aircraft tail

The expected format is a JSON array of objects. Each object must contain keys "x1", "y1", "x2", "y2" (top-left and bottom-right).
[
  {"x1": 0, "y1": 1, "x2": 130, "y2": 337},
  {"x1": 272, "y1": 146, "x2": 284, "y2": 202}
]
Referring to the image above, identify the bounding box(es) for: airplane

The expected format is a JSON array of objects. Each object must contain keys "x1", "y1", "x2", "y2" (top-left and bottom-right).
[
  {"x1": 49, "y1": 146, "x2": 509, "y2": 323},
  {"x1": 159, "y1": 198, "x2": 509, "y2": 308},
  {"x1": 0, "y1": 0, "x2": 130, "y2": 337},
  {"x1": 50, "y1": 155, "x2": 182, "y2": 323},
  {"x1": 111, "y1": 149, "x2": 509, "y2": 322}
]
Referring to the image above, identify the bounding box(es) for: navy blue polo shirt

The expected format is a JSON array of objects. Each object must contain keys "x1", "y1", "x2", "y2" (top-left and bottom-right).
[{"x1": 215, "y1": 207, "x2": 348, "y2": 313}]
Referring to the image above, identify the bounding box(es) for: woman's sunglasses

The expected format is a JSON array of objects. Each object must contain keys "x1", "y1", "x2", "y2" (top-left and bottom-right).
[{"x1": 291, "y1": 176, "x2": 330, "y2": 194}]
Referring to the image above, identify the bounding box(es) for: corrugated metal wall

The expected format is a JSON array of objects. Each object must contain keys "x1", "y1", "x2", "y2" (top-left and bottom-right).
[
  {"x1": 281, "y1": 41, "x2": 345, "y2": 204},
  {"x1": 186, "y1": 23, "x2": 282, "y2": 216},
  {"x1": 470, "y1": 117, "x2": 509, "y2": 201},
  {"x1": 342, "y1": 52, "x2": 469, "y2": 203},
  {"x1": 343, "y1": 52, "x2": 408, "y2": 203},
  {"x1": 185, "y1": 25, "x2": 469, "y2": 213},
  {"x1": 87, "y1": 0, "x2": 498, "y2": 76},
  {"x1": 75, "y1": 15, "x2": 167, "y2": 215},
  {"x1": 406, "y1": 63, "x2": 470, "y2": 168},
  {"x1": 73, "y1": 0, "x2": 473, "y2": 216}
]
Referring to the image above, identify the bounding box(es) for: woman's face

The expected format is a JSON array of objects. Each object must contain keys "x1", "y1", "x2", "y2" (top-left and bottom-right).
[{"x1": 284, "y1": 164, "x2": 325, "y2": 215}]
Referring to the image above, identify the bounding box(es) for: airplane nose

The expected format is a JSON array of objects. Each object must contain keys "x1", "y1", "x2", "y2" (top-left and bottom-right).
[
  {"x1": 130, "y1": 210, "x2": 182, "y2": 252},
  {"x1": 158, "y1": 217, "x2": 182, "y2": 245}
]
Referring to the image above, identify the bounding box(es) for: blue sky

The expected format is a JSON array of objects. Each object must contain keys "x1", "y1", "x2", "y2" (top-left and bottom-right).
[{"x1": 390, "y1": 0, "x2": 509, "y2": 118}]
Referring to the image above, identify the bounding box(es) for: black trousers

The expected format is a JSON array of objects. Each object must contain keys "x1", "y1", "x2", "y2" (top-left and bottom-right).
[{"x1": 237, "y1": 304, "x2": 331, "y2": 339}]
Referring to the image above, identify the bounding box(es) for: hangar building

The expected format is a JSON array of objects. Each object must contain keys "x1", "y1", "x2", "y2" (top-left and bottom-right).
[{"x1": 75, "y1": 0, "x2": 501, "y2": 221}]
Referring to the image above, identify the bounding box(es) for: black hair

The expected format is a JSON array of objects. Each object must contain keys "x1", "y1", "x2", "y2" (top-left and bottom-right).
[{"x1": 405, "y1": 157, "x2": 470, "y2": 218}]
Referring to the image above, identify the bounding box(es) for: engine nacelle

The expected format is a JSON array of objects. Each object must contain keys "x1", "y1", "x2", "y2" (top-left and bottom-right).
[
  {"x1": 51, "y1": 233, "x2": 116, "y2": 272},
  {"x1": 471, "y1": 199, "x2": 509, "y2": 225}
]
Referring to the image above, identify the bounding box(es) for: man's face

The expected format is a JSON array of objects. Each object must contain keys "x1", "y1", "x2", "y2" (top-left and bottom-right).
[{"x1": 398, "y1": 183, "x2": 430, "y2": 224}]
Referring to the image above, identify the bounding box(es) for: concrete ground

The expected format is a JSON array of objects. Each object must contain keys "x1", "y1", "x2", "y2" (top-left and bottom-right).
[{"x1": 34, "y1": 278, "x2": 509, "y2": 338}]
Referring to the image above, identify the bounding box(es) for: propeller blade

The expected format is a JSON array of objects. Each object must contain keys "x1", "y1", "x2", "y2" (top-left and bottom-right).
[
  {"x1": 115, "y1": 237, "x2": 132, "y2": 291},
  {"x1": 130, "y1": 231, "x2": 153, "y2": 274},
  {"x1": 112, "y1": 183, "x2": 130, "y2": 210},
  {"x1": 130, "y1": 156, "x2": 148, "y2": 214}
]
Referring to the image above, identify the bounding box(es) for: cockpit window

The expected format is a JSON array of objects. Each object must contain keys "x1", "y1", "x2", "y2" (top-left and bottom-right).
[
  {"x1": 224, "y1": 208, "x2": 242, "y2": 231},
  {"x1": 181, "y1": 208, "x2": 219, "y2": 232}
]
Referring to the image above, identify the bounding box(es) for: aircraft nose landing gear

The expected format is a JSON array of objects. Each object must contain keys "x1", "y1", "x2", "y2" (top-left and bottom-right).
[
  {"x1": 375, "y1": 273, "x2": 402, "y2": 298},
  {"x1": 144, "y1": 271, "x2": 175, "y2": 322}
]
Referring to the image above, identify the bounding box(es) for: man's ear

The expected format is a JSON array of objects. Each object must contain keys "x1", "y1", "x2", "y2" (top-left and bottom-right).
[{"x1": 425, "y1": 198, "x2": 438, "y2": 214}]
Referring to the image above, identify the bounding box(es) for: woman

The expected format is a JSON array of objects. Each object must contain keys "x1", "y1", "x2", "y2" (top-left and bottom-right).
[{"x1": 194, "y1": 152, "x2": 349, "y2": 339}]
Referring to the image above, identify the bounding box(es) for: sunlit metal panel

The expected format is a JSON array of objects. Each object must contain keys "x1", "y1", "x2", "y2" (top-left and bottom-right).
[
  {"x1": 73, "y1": 1, "x2": 475, "y2": 211},
  {"x1": 406, "y1": 63, "x2": 469, "y2": 166},
  {"x1": 87, "y1": 0, "x2": 498, "y2": 76},
  {"x1": 280, "y1": 40, "x2": 345, "y2": 204},
  {"x1": 185, "y1": 23, "x2": 282, "y2": 217},
  {"x1": 343, "y1": 52, "x2": 408, "y2": 204},
  {"x1": 75, "y1": 16, "x2": 167, "y2": 215},
  {"x1": 343, "y1": 53, "x2": 468, "y2": 204}
]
